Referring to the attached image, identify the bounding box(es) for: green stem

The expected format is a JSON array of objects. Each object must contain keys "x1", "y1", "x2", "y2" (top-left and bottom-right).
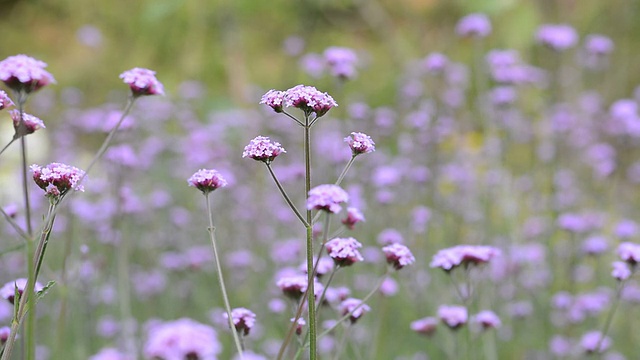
[
  {"x1": 266, "y1": 163, "x2": 308, "y2": 227},
  {"x1": 205, "y1": 193, "x2": 244, "y2": 359},
  {"x1": 0, "y1": 207, "x2": 29, "y2": 242},
  {"x1": 595, "y1": 278, "x2": 628, "y2": 352},
  {"x1": 303, "y1": 113, "x2": 318, "y2": 360},
  {"x1": 0, "y1": 138, "x2": 16, "y2": 157}
]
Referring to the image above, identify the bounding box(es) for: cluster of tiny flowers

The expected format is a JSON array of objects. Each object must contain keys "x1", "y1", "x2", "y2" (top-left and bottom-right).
[
  {"x1": 382, "y1": 244, "x2": 416, "y2": 270},
  {"x1": 344, "y1": 132, "x2": 375, "y2": 156},
  {"x1": 536, "y1": 24, "x2": 578, "y2": 51},
  {"x1": 430, "y1": 245, "x2": 501, "y2": 271},
  {"x1": 341, "y1": 207, "x2": 365, "y2": 229},
  {"x1": 10, "y1": 110, "x2": 45, "y2": 135},
  {"x1": 339, "y1": 298, "x2": 370, "y2": 324},
  {"x1": 242, "y1": 136, "x2": 286, "y2": 163},
  {"x1": 617, "y1": 242, "x2": 640, "y2": 265},
  {"x1": 611, "y1": 261, "x2": 632, "y2": 281},
  {"x1": 187, "y1": 169, "x2": 228, "y2": 194},
  {"x1": 410, "y1": 317, "x2": 438, "y2": 336},
  {"x1": 0, "y1": 90, "x2": 13, "y2": 110},
  {"x1": 276, "y1": 275, "x2": 323, "y2": 300},
  {"x1": 580, "y1": 331, "x2": 611, "y2": 353},
  {"x1": 325, "y1": 237, "x2": 364, "y2": 267},
  {"x1": 260, "y1": 85, "x2": 337, "y2": 117},
  {"x1": 31, "y1": 163, "x2": 86, "y2": 200},
  {"x1": 0, "y1": 278, "x2": 44, "y2": 304},
  {"x1": 0, "y1": 54, "x2": 56, "y2": 93},
  {"x1": 259, "y1": 90, "x2": 285, "y2": 113},
  {"x1": 119, "y1": 67, "x2": 164, "y2": 97},
  {"x1": 306, "y1": 184, "x2": 349, "y2": 214},
  {"x1": 225, "y1": 307, "x2": 256, "y2": 336},
  {"x1": 455, "y1": 13, "x2": 492, "y2": 38},
  {"x1": 437, "y1": 305, "x2": 468, "y2": 330},
  {"x1": 143, "y1": 318, "x2": 221, "y2": 360},
  {"x1": 471, "y1": 310, "x2": 501, "y2": 330}
]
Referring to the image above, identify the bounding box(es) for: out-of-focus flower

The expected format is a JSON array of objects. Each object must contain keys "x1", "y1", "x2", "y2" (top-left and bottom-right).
[
  {"x1": 119, "y1": 68, "x2": 164, "y2": 97},
  {"x1": 242, "y1": 136, "x2": 286, "y2": 164},
  {"x1": 618, "y1": 242, "x2": 640, "y2": 265},
  {"x1": 0, "y1": 278, "x2": 44, "y2": 304},
  {"x1": 423, "y1": 53, "x2": 449, "y2": 74},
  {"x1": 31, "y1": 163, "x2": 85, "y2": 201},
  {"x1": 612, "y1": 261, "x2": 632, "y2": 281},
  {"x1": 325, "y1": 237, "x2": 364, "y2": 267},
  {"x1": 341, "y1": 207, "x2": 365, "y2": 230},
  {"x1": 300, "y1": 257, "x2": 334, "y2": 277},
  {"x1": 382, "y1": 244, "x2": 415, "y2": 270},
  {"x1": 536, "y1": 24, "x2": 578, "y2": 51},
  {"x1": 377, "y1": 228, "x2": 404, "y2": 245},
  {"x1": 339, "y1": 298, "x2": 371, "y2": 324},
  {"x1": 276, "y1": 275, "x2": 323, "y2": 300},
  {"x1": 324, "y1": 47, "x2": 359, "y2": 80},
  {"x1": 430, "y1": 245, "x2": 501, "y2": 271},
  {"x1": 471, "y1": 310, "x2": 501, "y2": 330},
  {"x1": 306, "y1": 184, "x2": 349, "y2": 214},
  {"x1": 284, "y1": 85, "x2": 338, "y2": 117},
  {"x1": 187, "y1": 169, "x2": 228, "y2": 194},
  {"x1": 0, "y1": 54, "x2": 56, "y2": 93},
  {"x1": 0, "y1": 90, "x2": 13, "y2": 110},
  {"x1": 581, "y1": 236, "x2": 608, "y2": 256},
  {"x1": 580, "y1": 331, "x2": 611, "y2": 354},
  {"x1": 0, "y1": 326, "x2": 10, "y2": 345},
  {"x1": 456, "y1": 13, "x2": 491, "y2": 38},
  {"x1": 291, "y1": 317, "x2": 306, "y2": 335},
  {"x1": 10, "y1": 110, "x2": 45, "y2": 136},
  {"x1": 438, "y1": 305, "x2": 468, "y2": 329},
  {"x1": 584, "y1": 34, "x2": 614, "y2": 55},
  {"x1": 143, "y1": 318, "x2": 221, "y2": 359},
  {"x1": 224, "y1": 308, "x2": 256, "y2": 336},
  {"x1": 410, "y1": 317, "x2": 438, "y2": 336},
  {"x1": 344, "y1": 132, "x2": 375, "y2": 156},
  {"x1": 89, "y1": 348, "x2": 134, "y2": 360}
]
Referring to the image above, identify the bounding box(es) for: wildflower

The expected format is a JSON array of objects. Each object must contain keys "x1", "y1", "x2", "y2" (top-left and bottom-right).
[
  {"x1": 0, "y1": 326, "x2": 9, "y2": 344},
  {"x1": 119, "y1": 68, "x2": 164, "y2": 97},
  {"x1": 341, "y1": 207, "x2": 365, "y2": 230},
  {"x1": 306, "y1": 184, "x2": 349, "y2": 214},
  {"x1": 581, "y1": 236, "x2": 608, "y2": 256},
  {"x1": 471, "y1": 310, "x2": 501, "y2": 330},
  {"x1": 10, "y1": 110, "x2": 45, "y2": 136},
  {"x1": 0, "y1": 278, "x2": 44, "y2": 304},
  {"x1": 242, "y1": 136, "x2": 286, "y2": 164},
  {"x1": 259, "y1": 89, "x2": 285, "y2": 113},
  {"x1": 143, "y1": 318, "x2": 221, "y2": 360},
  {"x1": 284, "y1": 85, "x2": 338, "y2": 117},
  {"x1": 187, "y1": 169, "x2": 228, "y2": 194},
  {"x1": 382, "y1": 244, "x2": 416, "y2": 270},
  {"x1": 430, "y1": 245, "x2": 501, "y2": 271},
  {"x1": 225, "y1": 307, "x2": 256, "y2": 336},
  {"x1": 344, "y1": 132, "x2": 375, "y2": 155},
  {"x1": 611, "y1": 261, "x2": 631, "y2": 281},
  {"x1": 31, "y1": 163, "x2": 85, "y2": 201},
  {"x1": 438, "y1": 305, "x2": 468, "y2": 329},
  {"x1": 456, "y1": 13, "x2": 492, "y2": 38},
  {"x1": 410, "y1": 317, "x2": 438, "y2": 336},
  {"x1": 536, "y1": 24, "x2": 578, "y2": 51},
  {"x1": 584, "y1": 34, "x2": 614, "y2": 55},
  {"x1": 0, "y1": 54, "x2": 56, "y2": 93},
  {"x1": 323, "y1": 47, "x2": 358, "y2": 80},
  {"x1": 276, "y1": 275, "x2": 323, "y2": 300},
  {"x1": 339, "y1": 298, "x2": 371, "y2": 324},
  {"x1": 377, "y1": 228, "x2": 404, "y2": 245},
  {"x1": 580, "y1": 331, "x2": 611, "y2": 354},
  {"x1": 618, "y1": 242, "x2": 640, "y2": 265},
  {"x1": 300, "y1": 257, "x2": 334, "y2": 277},
  {"x1": 0, "y1": 90, "x2": 13, "y2": 110},
  {"x1": 325, "y1": 237, "x2": 364, "y2": 267}
]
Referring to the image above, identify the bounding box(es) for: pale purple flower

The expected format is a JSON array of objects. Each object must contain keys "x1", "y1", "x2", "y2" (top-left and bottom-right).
[
  {"x1": 344, "y1": 132, "x2": 375, "y2": 155},
  {"x1": 549, "y1": 335, "x2": 572, "y2": 357},
  {"x1": 471, "y1": 310, "x2": 501, "y2": 329},
  {"x1": 581, "y1": 236, "x2": 608, "y2": 256},
  {"x1": 379, "y1": 277, "x2": 399, "y2": 297},
  {"x1": 143, "y1": 318, "x2": 221, "y2": 360},
  {"x1": 224, "y1": 307, "x2": 256, "y2": 336},
  {"x1": 325, "y1": 237, "x2": 364, "y2": 267},
  {"x1": 430, "y1": 245, "x2": 501, "y2": 271},
  {"x1": 0, "y1": 278, "x2": 44, "y2": 304},
  {"x1": 382, "y1": 244, "x2": 415, "y2": 270},
  {"x1": 324, "y1": 47, "x2": 358, "y2": 79},
  {"x1": 341, "y1": 207, "x2": 365, "y2": 230},
  {"x1": 0, "y1": 54, "x2": 56, "y2": 93},
  {"x1": 536, "y1": 24, "x2": 579, "y2": 51},
  {"x1": 299, "y1": 53, "x2": 326, "y2": 78},
  {"x1": 187, "y1": 169, "x2": 228, "y2": 194},
  {"x1": 89, "y1": 348, "x2": 133, "y2": 360},
  {"x1": 10, "y1": 110, "x2": 46, "y2": 135},
  {"x1": 119, "y1": 67, "x2": 164, "y2": 97},
  {"x1": 438, "y1": 305, "x2": 468, "y2": 329},
  {"x1": 0, "y1": 90, "x2": 13, "y2": 110},
  {"x1": 456, "y1": 13, "x2": 491, "y2": 38},
  {"x1": 612, "y1": 261, "x2": 631, "y2": 281},
  {"x1": 300, "y1": 257, "x2": 334, "y2": 277},
  {"x1": 580, "y1": 331, "x2": 611, "y2": 353},
  {"x1": 0, "y1": 326, "x2": 9, "y2": 344},
  {"x1": 259, "y1": 89, "x2": 285, "y2": 113},
  {"x1": 618, "y1": 242, "x2": 640, "y2": 265},
  {"x1": 615, "y1": 219, "x2": 638, "y2": 239},
  {"x1": 339, "y1": 298, "x2": 371, "y2": 324},
  {"x1": 306, "y1": 184, "x2": 349, "y2": 214},
  {"x1": 585, "y1": 34, "x2": 614, "y2": 55},
  {"x1": 423, "y1": 53, "x2": 449, "y2": 74},
  {"x1": 276, "y1": 275, "x2": 323, "y2": 300},
  {"x1": 377, "y1": 228, "x2": 404, "y2": 245},
  {"x1": 284, "y1": 84, "x2": 338, "y2": 117},
  {"x1": 410, "y1": 317, "x2": 438, "y2": 336},
  {"x1": 31, "y1": 162, "x2": 85, "y2": 200},
  {"x1": 324, "y1": 286, "x2": 351, "y2": 304},
  {"x1": 242, "y1": 136, "x2": 286, "y2": 163}
]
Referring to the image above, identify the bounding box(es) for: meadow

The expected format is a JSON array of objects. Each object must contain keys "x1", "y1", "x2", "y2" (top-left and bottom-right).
[{"x1": 1, "y1": 1, "x2": 640, "y2": 359}]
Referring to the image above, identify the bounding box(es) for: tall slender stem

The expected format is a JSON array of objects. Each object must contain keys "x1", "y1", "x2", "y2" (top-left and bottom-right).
[
  {"x1": 0, "y1": 138, "x2": 16, "y2": 157},
  {"x1": 312, "y1": 155, "x2": 356, "y2": 225},
  {"x1": 595, "y1": 278, "x2": 628, "y2": 352},
  {"x1": 205, "y1": 193, "x2": 244, "y2": 359},
  {"x1": 265, "y1": 163, "x2": 308, "y2": 227},
  {"x1": 303, "y1": 113, "x2": 317, "y2": 360}
]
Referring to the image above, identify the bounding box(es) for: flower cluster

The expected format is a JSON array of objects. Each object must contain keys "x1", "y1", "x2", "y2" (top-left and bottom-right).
[
  {"x1": 471, "y1": 310, "x2": 501, "y2": 330},
  {"x1": 260, "y1": 85, "x2": 337, "y2": 118},
  {"x1": 455, "y1": 13, "x2": 492, "y2": 38},
  {"x1": 341, "y1": 207, "x2": 365, "y2": 229},
  {"x1": 306, "y1": 184, "x2": 349, "y2": 214},
  {"x1": 410, "y1": 317, "x2": 438, "y2": 336},
  {"x1": 10, "y1": 110, "x2": 45, "y2": 136},
  {"x1": 536, "y1": 24, "x2": 579, "y2": 51},
  {"x1": 611, "y1": 261, "x2": 631, "y2": 281},
  {"x1": 339, "y1": 298, "x2": 370, "y2": 324},
  {"x1": 187, "y1": 169, "x2": 228, "y2": 194},
  {"x1": 259, "y1": 90, "x2": 285, "y2": 113},
  {"x1": 119, "y1": 67, "x2": 164, "y2": 97},
  {"x1": 325, "y1": 237, "x2": 364, "y2": 267},
  {"x1": 437, "y1": 305, "x2": 468, "y2": 329},
  {"x1": 344, "y1": 132, "x2": 376, "y2": 156},
  {"x1": 430, "y1": 245, "x2": 501, "y2": 271},
  {"x1": 31, "y1": 162, "x2": 86, "y2": 200},
  {"x1": 0, "y1": 278, "x2": 44, "y2": 304},
  {"x1": 143, "y1": 318, "x2": 221, "y2": 360},
  {"x1": 225, "y1": 307, "x2": 257, "y2": 336},
  {"x1": 580, "y1": 331, "x2": 611, "y2": 354},
  {"x1": 382, "y1": 244, "x2": 415, "y2": 270},
  {"x1": 242, "y1": 136, "x2": 286, "y2": 163},
  {"x1": 276, "y1": 275, "x2": 323, "y2": 300},
  {"x1": 0, "y1": 90, "x2": 13, "y2": 110},
  {"x1": 618, "y1": 242, "x2": 640, "y2": 265},
  {"x1": 323, "y1": 46, "x2": 359, "y2": 79},
  {"x1": 0, "y1": 54, "x2": 56, "y2": 93}
]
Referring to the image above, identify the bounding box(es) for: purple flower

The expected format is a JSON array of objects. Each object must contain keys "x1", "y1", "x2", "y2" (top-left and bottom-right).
[
  {"x1": 585, "y1": 34, "x2": 614, "y2": 55},
  {"x1": 471, "y1": 310, "x2": 501, "y2": 330},
  {"x1": 276, "y1": 275, "x2": 323, "y2": 300},
  {"x1": 31, "y1": 163, "x2": 85, "y2": 200},
  {"x1": 300, "y1": 256, "x2": 334, "y2": 277},
  {"x1": 225, "y1": 307, "x2": 256, "y2": 336},
  {"x1": 438, "y1": 305, "x2": 468, "y2": 329},
  {"x1": 344, "y1": 132, "x2": 375, "y2": 155},
  {"x1": 89, "y1": 348, "x2": 133, "y2": 360},
  {"x1": 339, "y1": 298, "x2": 371, "y2": 324},
  {"x1": 242, "y1": 136, "x2": 286, "y2": 163},
  {"x1": 580, "y1": 331, "x2": 611, "y2": 353},
  {"x1": 423, "y1": 53, "x2": 449, "y2": 74},
  {"x1": 581, "y1": 236, "x2": 608, "y2": 256},
  {"x1": 259, "y1": 89, "x2": 285, "y2": 113},
  {"x1": 325, "y1": 237, "x2": 364, "y2": 267},
  {"x1": 10, "y1": 110, "x2": 46, "y2": 136},
  {"x1": 618, "y1": 242, "x2": 640, "y2": 265},
  {"x1": 0, "y1": 278, "x2": 44, "y2": 304},
  {"x1": 382, "y1": 244, "x2": 415, "y2": 270},
  {"x1": 456, "y1": 13, "x2": 491, "y2": 38},
  {"x1": 119, "y1": 68, "x2": 164, "y2": 97},
  {"x1": 615, "y1": 219, "x2": 638, "y2": 239},
  {"x1": 143, "y1": 318, "x2": 221, "y2": 359},
  {"x1": 612, "y1": 261, "x2": 631, "y2": 281},
  {"x1": 410, "y1": 317, "x2": 438, "y2": 336},
  {"x1": 0, "y1": 90, "x2": 13, "y2": 110},
  {"x1": 284, "y1": 84, "x2": 338, "y2": 117},
  {"x1": 430, "y1": 245, "x2": 501, "y2": 271},
  {"x1": 306, "y1": 184, "x2": 349, "y2": 214},
  {"x1": 323, "y1": 47, "x2": 358, "y2": 80},
  {"x1": 0, "y1": 327, "x2": 10, "y2": 345},
  {"x1": 377, "y1": 228, "x2": 404, "y2": 245},
  {"x1": 341, "y1": 207, "x2": 365, "y2": 230},
  {"x1": 187, "y1": 169, "x2": 228, "y2": 194},
  {"x1": 0, "y1": 54, "x2": 56, "y2": 93},
  {"x1": 291, "y1": 317, "x2": 306, "y2": 335},
  {"x1": 536, "y1": 24, "x2": 579, "y2": 51}
]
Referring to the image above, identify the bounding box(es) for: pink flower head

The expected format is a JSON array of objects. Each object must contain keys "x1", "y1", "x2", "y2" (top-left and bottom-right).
[
  {"x1": 284, "y1": 85, "x2": 338, "y2": 117},
  {"x1": 456, "y1": 13, "x2": 492, "y2": 38},
  {"x1": 344, "y1": 132, "x2": 375, "y2": 155},
  {"x1": 382, "y1": 244, "x2": 416, "y2": 270},
  {"x1": 611, "y1": 261, "x2": 631, "y2": 281},
  {"x1": 339, "y1": 297, "x2": 371, "y2": 324},
  {"x1": 259, "y1": 89, "x2": 285, "y2": 113},
  {"x1": 187, "y1": 169, "x2": 227, "y2": 194},
  {"x1": 617, "y1": 242, "x2": 640, "y2": 265},
  {"x1": 430, "y1": 245, "x2": 501, "y2": 272},
  {"x1": 580, "y1": 331, "x2": 611, "y2": 354},
  {"x1": 242, "y1": 136, "x2": 286, "y2": 163},
  {"x1": 119, "y1": 67, "x2": 164, "y2": 97},
  {"x1": 225, "y1": 307, "x2": 256, "y2": 336},
  {"x1": 0, "y1": 54, "x2": 56, "y2": 93},
  {"x1": 300, "y1": 256, "x2": 334, "y2": 277},
  {"x1": 341, "y1": 207, "x2": 365, "y2": 230},
  {"x1": 10, "y1": 110, "x2": 45, "y2": 136},
  {"x1": 438, "y1": 305, "x2": 468, "y2": 329},
  {"x1": 276, "y1": 275, "x2": 323, "y2": 300},
  {"x1": 0, "y1": 327, "x2": 10, "y2": 345},
  {"x1": 0, "y1": 90, "x2": 13, "y2": 110},
  {"x1": 325, "y1": 237, "x2": 364, "y2": 267},
  {"x1": 410, "y1": 317, "x2": 438, "y2": 336},
  {"x1": 306, "y1": 184, "x2": 349, "y2": 214},
  {"x1": 323, "y1": 47, "x2": 359, "y2": 80},
  {"x1": 536, "y1": 24, "x2": 579, "y2": 51},
  {"x1": 143, "y1": 318, "x2": 221, "y2": 359},
  {"x1": 471, "y1": 310, "x2": 501, "y2": 330},
  {"x1": 585, "y1": 34, "x2": 614, "y2": 56},
  {"x1": 0, "y1": 278, "x2": 44, "y2": 304},
  {"x1": 31, "y1": 162, "x2": 85, "y2": 200}
]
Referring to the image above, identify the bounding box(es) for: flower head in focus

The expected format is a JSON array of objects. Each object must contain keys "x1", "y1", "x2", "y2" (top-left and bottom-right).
[
  {"x1": 325, "y1": 237, "x2": 364, "y2": 267},
  {"x1": 119, "y1": 68, "x2": 164, "y2": 97},
  {"x1": 10, "y1": 110, "x2": 45, "y2": 137},
  {"x1": 618, "y1": 242, "x2": 640, "y2": 265},
  {"x1": 242, "y1": 136, "x2": 286, "y2": 164},
  {"x1": 284, "y1": 85, "x2": 338, "y2": 118},
  {"x1": 306, "y1": 184, "x2": 348, "y2": 214},
  {"x1": 382, "y1": 244, "x2": 416, "y2": 270},
  {"x1": 188, "y1": 169, "x2": 228, "y2": 195},
  {"x1": 31, "y1": 163, "x2": 85, "y2": 201},
  {"x1": 260, "y1": 89, "x2": 285, "y2": 113},
  {"x1": 344, "y1": 132, "x2": 375, "y2": 156},
  {"x1": 0, "y1": 54, "x2": 56, "y2": 93}
]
